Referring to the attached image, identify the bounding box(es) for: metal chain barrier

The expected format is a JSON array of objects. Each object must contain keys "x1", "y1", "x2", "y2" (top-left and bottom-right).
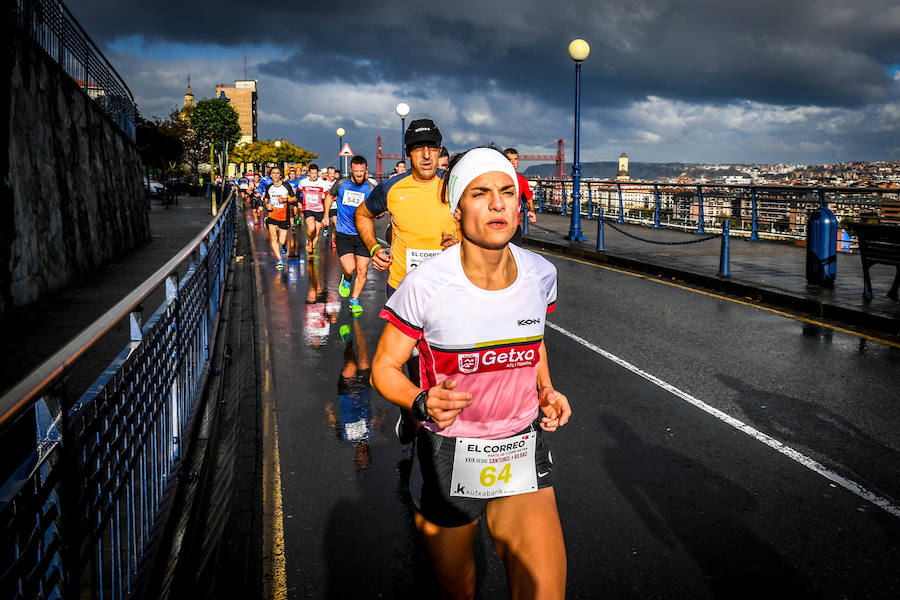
[{"x1": 603, "y1": 219, "x2": 720, "y2": 245}]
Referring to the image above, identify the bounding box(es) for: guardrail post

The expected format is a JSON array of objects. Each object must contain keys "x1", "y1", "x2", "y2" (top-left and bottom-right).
[
  {"x1": 129, "y1": 311, "x2": 143, "y2": 342},
  {"x1": 617, "y1": 183, "x2": 625, "y2": 224},
  {"x1": 718, "y1": 219, "x2": 731, "y2": 276},
  {"x1": 597, "y1": 208, "x2": 605, "y2": 250},
  {"x1": 586, "y1": 182, "x2": 593, "y2": 219},
  {"x1": 560, "y1": 182, "x2": 567, "y2": 217},
  {"x1": 653, "y1": 184, "x2": 661, "y2": 229},
  {"x1": 199, "y1": 242, "x2": 210, "y2": 357},
  {"x1": 696, "y1": 185, "x2": 707, "y2": 234},
  {"x1": 749, "y1": 184, "x2": 759, "y2": 241}
]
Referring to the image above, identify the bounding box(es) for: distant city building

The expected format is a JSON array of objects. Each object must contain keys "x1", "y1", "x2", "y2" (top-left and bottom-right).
[
  {"x1": 616, "y1": 151, "x2": 630, "y2": 180},
  {"x1": 215, "y1": 79, "x2": 258, "y2": 145}
]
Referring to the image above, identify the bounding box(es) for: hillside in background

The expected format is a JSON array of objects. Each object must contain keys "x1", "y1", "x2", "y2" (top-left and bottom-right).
[{"x1": 523, "y1": 162, "x2": 746, "y2": 180}]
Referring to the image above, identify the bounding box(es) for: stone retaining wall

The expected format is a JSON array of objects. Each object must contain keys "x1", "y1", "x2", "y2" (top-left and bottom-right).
[{"x1": 1, "y1": 28, "x2": 149, "y2": 317}]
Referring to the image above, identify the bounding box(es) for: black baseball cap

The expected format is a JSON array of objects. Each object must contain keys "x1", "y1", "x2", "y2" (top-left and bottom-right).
[{"x1": 405, "y1": 119, "x2": 442, "y2": 147}]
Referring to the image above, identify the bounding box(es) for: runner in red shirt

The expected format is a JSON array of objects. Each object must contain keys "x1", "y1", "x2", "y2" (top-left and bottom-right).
[{"x1": 503, "y1": 148, "x2": 537, "y2": 245}]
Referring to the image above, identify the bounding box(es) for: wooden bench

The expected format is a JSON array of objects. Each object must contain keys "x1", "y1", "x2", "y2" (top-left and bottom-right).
[{"x1": 847, "y1": 223, "x2": 900, "y2": 300}]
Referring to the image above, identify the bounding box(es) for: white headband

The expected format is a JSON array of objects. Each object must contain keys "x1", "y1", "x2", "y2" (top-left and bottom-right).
[{"x1": 446, "y1": 148, "x2": 519, "y2": 214}]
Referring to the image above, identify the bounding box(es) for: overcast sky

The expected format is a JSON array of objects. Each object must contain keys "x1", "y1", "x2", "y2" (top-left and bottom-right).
[{"x1": 68, "y1": 0, "x2": 900, "y2": 166}]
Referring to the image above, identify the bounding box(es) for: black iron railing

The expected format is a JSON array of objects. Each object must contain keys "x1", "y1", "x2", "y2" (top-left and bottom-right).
[
  {"x1": 0, "y1": 194, "x2": 235, "y2": 599},
  {"x1": 531, "y1": 180, "x2": 899, "y2": 240},
  {"x1": 13, "y1": 0, "x2": 137, "y2": 140}
]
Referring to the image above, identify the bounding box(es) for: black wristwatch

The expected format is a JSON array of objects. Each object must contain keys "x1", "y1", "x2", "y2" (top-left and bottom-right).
[{"x1": 411, "y1": 389, "x2": 431, "y2": 422}]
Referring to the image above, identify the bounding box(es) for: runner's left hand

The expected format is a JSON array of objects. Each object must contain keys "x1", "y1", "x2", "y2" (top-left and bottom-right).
[
  {"x1": 527, "y1": 210, "x2": 537, "y2": 223},
  {"x1": 538, "y1": 386, "x2": 571, "y2": 431}
]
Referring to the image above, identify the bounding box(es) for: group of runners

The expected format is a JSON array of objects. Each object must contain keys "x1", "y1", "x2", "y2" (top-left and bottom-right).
[{"x1": 252, "y1": 119, "x2": 568, "y2": 598}]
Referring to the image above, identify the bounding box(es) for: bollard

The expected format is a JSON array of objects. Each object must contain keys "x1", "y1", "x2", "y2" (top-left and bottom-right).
[
  {"x1": 522, "y1": 204, "x2": 530, "y2": 237},
  {"x1": 537, "y1": 184, "x2": 544, "y2": 213},
  {"x1": 718, "y1": 219, "x2": 731, "y2": 276},
  {"x1": 597, "y1": 208, "x2": 605, "y2": 250}
]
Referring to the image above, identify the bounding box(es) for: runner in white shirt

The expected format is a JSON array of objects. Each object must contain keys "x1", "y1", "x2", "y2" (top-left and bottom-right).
[
  {"x1": 371, "y1": 147, "x2": 570, "y2": 599},
  {"x1": 297, "y1": 163, "x2": 332, "y2": 254}
]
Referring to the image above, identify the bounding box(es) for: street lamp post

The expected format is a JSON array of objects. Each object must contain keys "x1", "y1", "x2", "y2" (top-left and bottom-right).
[
  {"x1": 274, "y1": 139, "x2": 282, "y2": 173},
  {"x1": 396, "y1": 102, "x2": 409, "y2": 161},
  {"x1": 565, "y1": 39, "x2": 589, "y2": 242},
  {"x1": 336, "y1": 127, "x2": 345, "y2": 176}
]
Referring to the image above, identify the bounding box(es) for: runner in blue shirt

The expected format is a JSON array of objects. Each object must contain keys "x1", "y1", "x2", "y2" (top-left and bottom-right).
[{"x1": 323, "y1": 155, "x2": 375, "y2": 316}]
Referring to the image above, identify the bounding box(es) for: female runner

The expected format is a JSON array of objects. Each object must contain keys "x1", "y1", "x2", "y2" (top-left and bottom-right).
[{"x1": 372, "y1": 147, "x2": 571, "y2": 599}]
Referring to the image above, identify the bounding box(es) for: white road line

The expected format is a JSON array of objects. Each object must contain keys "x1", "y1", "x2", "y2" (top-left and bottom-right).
[{"x1": 546, "y1": 321, "x2": 900, "y2": 519}]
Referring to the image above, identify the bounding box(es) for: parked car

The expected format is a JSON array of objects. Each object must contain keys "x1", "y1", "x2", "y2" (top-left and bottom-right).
[{"x1": 143, "y1": 177, "x2": 164, "y2": 197}]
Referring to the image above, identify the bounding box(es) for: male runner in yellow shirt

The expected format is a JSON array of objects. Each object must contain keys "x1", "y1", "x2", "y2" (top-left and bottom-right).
[
  {"x1": 355, "y1": 119, "x2": 459, "y2": 298},
  {"x1": 355, "y1": 118, "x2": 459, "y2": 443}
]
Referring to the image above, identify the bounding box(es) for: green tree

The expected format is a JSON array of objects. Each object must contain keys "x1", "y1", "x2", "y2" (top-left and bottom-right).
[
  {"x1": 190, "y1": 97, "x2": 241, "y2": 180},
  {"x1": 160, "y1": 106, "x2": 205, "y2": 176},
  {"x1": 230, "y1": 139, "x2": 318, "y2": 172}
]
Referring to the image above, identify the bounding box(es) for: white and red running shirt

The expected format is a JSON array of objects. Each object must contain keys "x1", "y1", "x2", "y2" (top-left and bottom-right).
[
  {"x1": 381, "y1": 243, "x2": 557, "y2": 439},
  {"x1": 297, "y1": 176, "x2": 331, "y2": 212}
]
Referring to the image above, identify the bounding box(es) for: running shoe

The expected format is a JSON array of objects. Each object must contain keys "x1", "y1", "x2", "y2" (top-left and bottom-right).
[
  {"x1": 349, "y1": 298, "x2": 363, "y2": 316},
  {"x1": 339, "y1": 276, "x2": 351, "y2": 297},
  {"x1": 276, "y1": 259, "x2": 284, "y2": 271},
  {"x1": 339, "y1": 324, "x2": 351, "y2": 344}
]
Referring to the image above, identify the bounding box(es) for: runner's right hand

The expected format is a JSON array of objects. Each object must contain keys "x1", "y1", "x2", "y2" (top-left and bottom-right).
[
  {"x1": 372, "y1": 248, "x2": 393, "y2": 271},
  {"x1": 426, "y1": 379, "x2": 472, "y2": 430}
]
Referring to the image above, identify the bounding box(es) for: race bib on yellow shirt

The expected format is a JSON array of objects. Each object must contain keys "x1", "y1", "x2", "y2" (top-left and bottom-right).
[{"x1": 406, "y1": 248, "x2": 441, "y2": 270}]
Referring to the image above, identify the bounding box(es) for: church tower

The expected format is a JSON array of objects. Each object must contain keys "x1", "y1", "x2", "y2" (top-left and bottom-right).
[
  {"x1": 183, "y1": 75, "x2": 194, "y2": 110},
  {"x1": 616, "y1": 151, "x2": 630, "y2": 180}
]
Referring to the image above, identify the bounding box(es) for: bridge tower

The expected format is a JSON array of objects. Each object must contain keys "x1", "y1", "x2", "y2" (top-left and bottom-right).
[{"x1": 375, "y1": 135, "x2": 402, "y2": 180}]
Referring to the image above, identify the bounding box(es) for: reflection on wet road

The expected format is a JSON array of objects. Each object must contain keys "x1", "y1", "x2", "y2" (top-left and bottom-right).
[{"x1": 246, "y1": 211, "x2": 900, "y2": 599}]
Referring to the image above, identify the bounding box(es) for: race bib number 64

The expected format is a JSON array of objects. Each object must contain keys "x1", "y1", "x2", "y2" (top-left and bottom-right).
[{"x1": 450, "y1": 433, "x2": 537, "y2": 498}]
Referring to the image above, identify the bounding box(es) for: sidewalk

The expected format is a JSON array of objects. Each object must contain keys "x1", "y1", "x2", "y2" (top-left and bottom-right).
[
  {"x1": 524, "y1": 213, "x2": 900, "y2": 337},
  {"x1": 0, "y1": 193, "x2": 217, "y2": 398}
]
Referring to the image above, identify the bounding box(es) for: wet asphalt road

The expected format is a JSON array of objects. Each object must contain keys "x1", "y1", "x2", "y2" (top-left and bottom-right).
[{"x1": 247, "y1": 212, "x2": 900, "y2": 599}]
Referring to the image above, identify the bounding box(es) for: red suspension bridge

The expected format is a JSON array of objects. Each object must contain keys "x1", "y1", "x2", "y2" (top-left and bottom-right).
[{"x1": 373, "y1": 135, "x2": 566, "y2": 180}]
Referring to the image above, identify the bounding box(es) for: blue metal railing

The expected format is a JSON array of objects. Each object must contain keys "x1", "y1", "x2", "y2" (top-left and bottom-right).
[
  {"x1": 531, "y1": 179, "x2": 899, "y2": 241},
  {"x1": 13, "y1": 0, "x2": 137, "y2": 140},
  {"x1": 0, "y1": 193, "x2": 235, "y2": 599}
]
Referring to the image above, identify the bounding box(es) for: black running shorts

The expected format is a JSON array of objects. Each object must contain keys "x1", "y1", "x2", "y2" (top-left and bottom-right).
[
  {"x1": 304, "y1": 210, "x2": 325, "y2": 221},
  {"x1": 265, "y1": 217, "x2": 290, "y2": 230},
  {"x1": 335, "y1": 232, "x2": 368, "y2": 257},
  {"x1": 409, "y1": 419, "x2": 553, "y2": 528}
]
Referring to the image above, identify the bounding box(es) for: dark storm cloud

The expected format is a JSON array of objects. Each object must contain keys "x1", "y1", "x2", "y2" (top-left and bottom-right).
[{"x1": 68, "y1": 0, "x2": 900, "y2": 110}]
